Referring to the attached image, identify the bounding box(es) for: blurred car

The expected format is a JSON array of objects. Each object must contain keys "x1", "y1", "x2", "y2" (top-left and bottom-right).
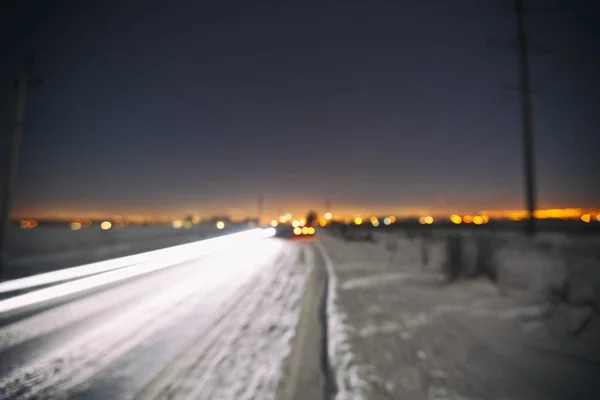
[
  {"x1": 274, "y1": 220, "x2": 317, "y2": 238},
  {"x1": 292, "y1": 224, "x2": 316, "y2": 237}
]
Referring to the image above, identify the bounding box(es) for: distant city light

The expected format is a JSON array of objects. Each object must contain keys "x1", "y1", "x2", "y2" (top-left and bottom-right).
[
  {"x1": 308, "y1": 227, "x2": 315, "y2": 235},
  {"x1": 581, "y1": 214, "x2": 591, "y2": 223},
  {"x1": 324, "y1": 212, "x2": 332, "y2": 220},
  {"x1": 450, "y1": 215, "x2": 462, "y2": 224},
  {"x1": 172, "y1": 220, "x2": 183, "y2": 229},
  {"x1": 279, "y1": 215, "x2": 287, "y2": 223},
  {"x1": 299, "y1": 218, "x2": 306, "y2": 227},
  {"x1": 482, "y1": 214, "x2": 490, "y2": 224},
  {"x1": 302, "y1": 226, "x2": 309, "y2": 234},
  {"x1": 424, "y1": 216, "x2": 434, "y2": 224},
  {"x1": 271, "y1": 220, "x2": 278, "y2": 227},
  {"x1": 70, "y1": 222, "x2": 82, "y2": 231},
  {"x1": 285, "y1": 213, "x2": 292, "y2": 221},
  {"x1": 383, "y1": 217, "x2": 391, "y2": 225},
  {"x1": 319, "y1": 219, "x2": 328, "y2": 227},
  {"x1": 372, "y1": 219, "x2": 380, "y2": 227},
  {"x1": 100, "y1": 221, "x2": 112, "y2": 230},
  {"x1": 389, "y1": 216, "x2": 396, "y2": 223},
  {"x1": 293, "y1": 227, "x2": 302, "y2": 235},
  {"x1": 292, "y1": 220, "x2": 300, "y2": 228},
  {"x1": 183, "y1": 221, "x2": 193, "y2": 229},
  {"x1": 22, "y1": 220, "x2": 37, "y2": 229},
  {"x1": 472, "y1": 216, "x2": 483, "y2": 225},
  {"x1": 463, "y1": 215, "x2": 473, "y2": 224},
  {"x1": 597, "y1": 215, "x2": 600, "y2": 222},
  {"x1": 216, "y1": 221, "x2": 225, "y2": 230},
  {"x1": 419, "y1": 216, "x2": 426, "y2": 224},
  {"x1": 354, "y1": 217, "x2": 363, "y2": 225}
]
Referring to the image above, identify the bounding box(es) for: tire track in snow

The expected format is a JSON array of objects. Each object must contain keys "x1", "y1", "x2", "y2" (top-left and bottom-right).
[
  {"x1": 134, "y1": 244, "x2": 301, "y2": 400},
  {"x1": 200, "y1": 246, "x2": 307, "y2": 400}
]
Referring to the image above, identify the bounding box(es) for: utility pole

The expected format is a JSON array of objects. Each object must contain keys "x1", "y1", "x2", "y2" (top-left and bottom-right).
[
  {"x1": 257, "y1": 195, "x2": 264, "y2": 225},
  {"x1": 0, "y1": 56, "x2": 39, "y2": 274},
  {"x1": 515, "y1": 0, "x2": 537, "y2": 236}
]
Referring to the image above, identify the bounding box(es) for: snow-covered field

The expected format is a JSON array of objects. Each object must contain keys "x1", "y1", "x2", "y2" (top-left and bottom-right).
[
  {"x1": 0, "y1": 237, "x2": 312, "y2": 399},
  {"x1": 320, "y1": 230, "x2": 600, "y2": 399}
]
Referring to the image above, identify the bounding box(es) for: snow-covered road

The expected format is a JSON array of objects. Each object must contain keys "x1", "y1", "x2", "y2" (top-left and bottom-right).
[{"x1": 0, "y1": 234, "x2": 313, "y2": 399}]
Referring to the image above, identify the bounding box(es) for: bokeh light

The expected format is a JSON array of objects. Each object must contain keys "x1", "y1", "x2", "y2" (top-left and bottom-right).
[
  {"x1": 450, "y1": 215, "x2": 462, "y2": 224},
  {"x1": 100, "y1": 221, "x2": 112, "y2": 230}
]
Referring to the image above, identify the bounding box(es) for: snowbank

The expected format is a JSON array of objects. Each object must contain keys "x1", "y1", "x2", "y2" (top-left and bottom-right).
[
  {"x1": 376, "y1": 229, "x2": 600, "y2": 302},
  {"x1": 379, "y1": 229, "x2": 600, "y2": 351},
  {"x1": 316, "y1": 241, "x2": 372, "y2": 400},
  {"x1": 328, "y1": 227, "x2": 600, "y2": 309}
]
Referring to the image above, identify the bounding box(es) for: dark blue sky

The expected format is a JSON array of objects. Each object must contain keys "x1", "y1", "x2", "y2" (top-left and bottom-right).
[{"x1": 1, "y1": 0, "x2": 598, "y2": 219}]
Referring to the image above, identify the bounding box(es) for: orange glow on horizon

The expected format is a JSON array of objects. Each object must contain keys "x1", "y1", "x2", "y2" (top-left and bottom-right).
[{"x1": 11, "y1": 205, "x2": 598, "y2": 225}]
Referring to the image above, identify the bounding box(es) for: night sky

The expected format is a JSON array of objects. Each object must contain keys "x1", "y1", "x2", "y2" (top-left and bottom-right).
[{"x1": 1, "y1": 0, "x2": 598, "y2": 219}]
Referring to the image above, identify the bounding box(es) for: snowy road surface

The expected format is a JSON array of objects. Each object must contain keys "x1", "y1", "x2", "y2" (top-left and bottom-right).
[{"x1": 0, "y1": 233, "x2": 314, "y2": 399}]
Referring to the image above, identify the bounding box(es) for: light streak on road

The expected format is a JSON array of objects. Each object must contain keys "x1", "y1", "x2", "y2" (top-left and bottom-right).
[{"x1": 0, "y1": 228, "x2": 275, "y2": 315}]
